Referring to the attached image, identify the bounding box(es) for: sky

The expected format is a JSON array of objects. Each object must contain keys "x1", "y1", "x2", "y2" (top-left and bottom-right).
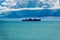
[
  {"x1": 0, "y1": 0, "x2": 60, "y2": 15},
  {"x1": 0, "y1": 0, "x2": 60, "y2": 8}
]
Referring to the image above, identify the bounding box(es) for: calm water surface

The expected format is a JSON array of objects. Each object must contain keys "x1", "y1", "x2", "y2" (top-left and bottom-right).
[{"x1": 0, "y1": 21, "x2": 60, "y2": 40}]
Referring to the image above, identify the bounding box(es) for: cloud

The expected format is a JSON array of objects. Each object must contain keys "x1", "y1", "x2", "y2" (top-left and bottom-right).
[
  {"x1": 1, "y1": 0, "x2": 16, "y2": 6},
  {"x1": 0, "y1": 0, "x2": 60, "y2": 14}
]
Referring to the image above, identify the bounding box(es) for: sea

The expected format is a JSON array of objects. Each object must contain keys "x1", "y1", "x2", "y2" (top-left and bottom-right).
[{"x1": 0, "y1": 21, "x2": 60, "y2": 40}]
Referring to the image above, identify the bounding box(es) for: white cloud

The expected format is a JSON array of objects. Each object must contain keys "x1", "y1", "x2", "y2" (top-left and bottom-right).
[
  {"x1": 0, "y1": 0, "x2": 60, "y2": 14},
  {"x1": 1, "y1": 2, "x2": 7, "y2": 5},
  {"x1": 1, "y1": 0, "x2": 16, "y2": 7}
]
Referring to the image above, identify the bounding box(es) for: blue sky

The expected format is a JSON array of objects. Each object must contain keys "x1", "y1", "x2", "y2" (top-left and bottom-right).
[
  {"x1": 0, "y1": 0, "x2": 60, "y2": 8},
  {"x1": 0, "y1": 0, "x2": 60, "y2": 18},
  {"x1": 0, "y1": 0, "x2": 4, "y2": 5},
  {"x1": 0, "y1": 0, "x2": 53, "y2": 8}
]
